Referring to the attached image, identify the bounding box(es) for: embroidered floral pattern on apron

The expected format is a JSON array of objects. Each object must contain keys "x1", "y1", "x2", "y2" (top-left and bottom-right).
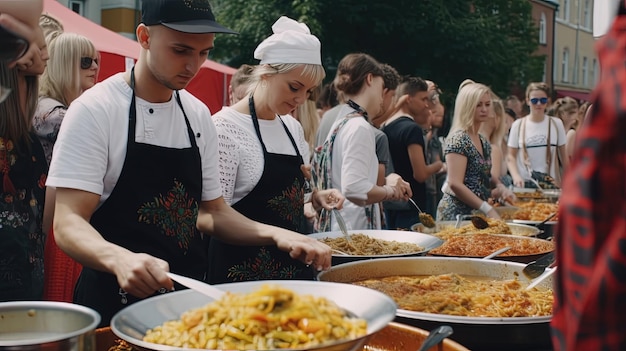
[
  {"x1": 137, "y1": 179, "x2": 198, "y2": 251},
  {"x1": 267, "y1": 177, "x2": 305, "y2": 228},
  {"x1": 227, "y1": 247, "x2": 302, "y2": 281}
]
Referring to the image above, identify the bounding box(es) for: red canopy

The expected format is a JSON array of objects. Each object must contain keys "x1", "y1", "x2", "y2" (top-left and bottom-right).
[{"x1": 43, "y1": 0, "x2": 235, "y2": 113}]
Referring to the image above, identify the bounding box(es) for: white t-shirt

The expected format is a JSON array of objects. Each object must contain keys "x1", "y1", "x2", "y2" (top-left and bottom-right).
[
  {"x1": 47, "y1": 73, "x2": 223, "y2": 206},
  {"x1": 508, "y1": 116, "x2": 567, "y2": 180},
  {"x1": 329, "y1": 110, "x2": 380, "y2": 231},
  {"x1": 212, "y1": 106, "x2": 310, "y2": 205}
]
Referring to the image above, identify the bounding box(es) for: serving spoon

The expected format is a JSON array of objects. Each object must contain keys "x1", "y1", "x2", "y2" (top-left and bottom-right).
[
  {"x1": 454, "y1": 214, "x2": 490, "y2": 229},
  {"x1": 522, "y1": 251, "x2": 555, "y2": 279},
  {"x1": 482, "y1": 246, "x2": 512, "y2": 260},
  {"x1": 331, "y1": 207, "x2": 361, "y2": 254},
  {"x1": 417, "y1": 325, "x2": 454, "y2": 351},
  {"x1": 408, "y1": 198, "x2": 436, "y2": 228},
  {"x1": 167, "y1": 272, "x2": 225, "y2": 300},
  {"x1": 526, "y1": 267, "x2": 557, "y2": 290}
]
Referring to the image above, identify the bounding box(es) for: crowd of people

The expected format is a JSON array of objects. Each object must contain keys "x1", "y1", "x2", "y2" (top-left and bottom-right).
[{"x1": 1, "y1": 0, "x2": 623, "y2": 349}]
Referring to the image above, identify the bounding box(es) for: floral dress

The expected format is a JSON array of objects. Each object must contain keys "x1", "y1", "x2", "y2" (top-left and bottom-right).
[
  {"x1": 0, "y1": 135, "x2": 48, "y2": 301},
  {"x1": 437, "y1": 130, "x2": 491, "y2": 221}
]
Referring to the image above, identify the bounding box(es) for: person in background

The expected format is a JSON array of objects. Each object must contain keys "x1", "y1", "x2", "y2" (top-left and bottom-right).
[
  {"x1": 437, "y1": 81, "x2": 513, "y2": 221},
  {"x1": 34, "y1": 32, "x2": 98, "y2": 302},
  {"x1": 227, "y1": 63, "x2": 254, "y2": 106},
  {"x1": 312, "y1": 53, "x2": 411, "y2": 231},
  {"x1": 0, "y1": 24, "x2": 49, "y2": 302},
  {"x1": 39, "y1": 12, "x2": 63, "y2": 38},
  {"x1": 315, "y1": 84, "x2": 344, "y2": 148},
  {"x1": 426, "y1": 81, "x2": 448, "y2": 211},
  {"x1": 34, "y1": 32, "x2": 98, "y2": 165},
  {"x1": 507, "y1": 82, "x2": 569, "y2": 189},
  {"x1": 504, "y1": 107, "x2": 517, "y2": 138},
  {"x1": 315, "y1": 82, "x2": 338, "y2": 119},
  {"x1": 551, "y1": 2, "x2": 626, "y2": 349},
  {"x1": 47, "y1": 1, "x2": 330, "y2": 326},
  {"x1": 292, "y1": 89, "x2": 321, "y2": 157},
  {"x1": 479, "y1": 97, "x2": 511, "y2": 187},
  {"x1": 506, "y1": 95, "x2": 524, "y2": 120},
  {"x1": 382, "y1": 76, "x2": 442, "y2": 228},
  {"x1": 578, "y1": 101, "x2": 591, "y2": 128},
  {"x1": 551, "y1": 96, "x2": 579, "y2": 162},
  {"x1": 210, "y1": 16, "x2": 341, "y2": 283}
]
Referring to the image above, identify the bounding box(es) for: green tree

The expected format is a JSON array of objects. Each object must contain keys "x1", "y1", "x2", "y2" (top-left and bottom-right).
[{"x1": 211, "y1": 0, "x2": 543, "y2": 99}]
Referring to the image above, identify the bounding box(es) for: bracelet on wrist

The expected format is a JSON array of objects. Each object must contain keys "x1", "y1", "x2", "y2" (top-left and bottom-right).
[{"x1": 479, "y1": 201, "x2": 493, "y2": 214}]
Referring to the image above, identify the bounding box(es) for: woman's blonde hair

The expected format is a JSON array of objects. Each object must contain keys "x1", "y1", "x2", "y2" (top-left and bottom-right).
[
  {"x1": 295, "y1": 99, "x2": 319, "y2": 156},
  {"x1": 481, "y1": 97, "x2": 508, "y2": 145},
  {"x1": 39, "y1": 32, "x2": 97, "y2": 107},
  {"x1": 448, "y1": 82, "x2": 492, "y2": 137},
  {"x1": 248, "y1": 63, "x2": 325, "y2": 96}
]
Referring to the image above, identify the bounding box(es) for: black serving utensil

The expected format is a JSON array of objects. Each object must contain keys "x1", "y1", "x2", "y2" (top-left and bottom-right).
[
  {"x1": 522, "y1": 251, "x2": 556, "y2": 279},
  {"x1": 417, "y1": 325, "x2": 454, "y2": 351}
]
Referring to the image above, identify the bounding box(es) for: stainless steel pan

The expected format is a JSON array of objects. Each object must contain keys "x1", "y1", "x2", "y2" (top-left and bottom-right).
[{"x1": 317, "y1": 256, "x2": 554, "y2": 351}]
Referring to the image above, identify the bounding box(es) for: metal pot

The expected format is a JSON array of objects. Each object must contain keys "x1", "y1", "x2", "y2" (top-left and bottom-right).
[
  {"x1": 0, "y1": 301, "x2": 100, "y2": 351},
  {"x1": 411, "y1": 220, "x2": 541, "y2": 237},
  {"x1": 309, "y1": 230, "x2": 443, "y2": 265},
  {"x1": 110, "y1": 280, "x2": 396, "y2": 351},
  {"x1": 512, "y1": 219, "x2": 558, "y2": 239},
  {"x1": 317, "y1": 256, "x2": 554, "y2": 351}
]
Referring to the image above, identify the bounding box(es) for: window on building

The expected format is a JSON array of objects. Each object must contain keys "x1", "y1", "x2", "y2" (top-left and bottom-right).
[
  {"x1": 539, "y1": 13, "x2": 547, "y2": 44},
  {"x1": 592, "y1": 58, "x2": 599, "y2": 86},
  {"x1": 542, "y1": 60, "x2": 547, "y2": 83},
  {"x1": 563, "y1": 0, "x2": 570, "y2": 22},
  {"x1": 562, "y1": 48, "x2": 570, "y2": 83},
  {"x1": 582, "y1": 0, "x2": 591, "y2": 29},
  {"x1": 582, "y1": 57, "x2": 588, "y2": 87},
  {"x1": 70, "y1": 0, "x2": 84, "y2": 16}
]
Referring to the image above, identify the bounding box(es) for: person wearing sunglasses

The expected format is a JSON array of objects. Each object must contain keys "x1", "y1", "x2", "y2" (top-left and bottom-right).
[{"x1": 507, "y1": 82, "x2": 569, "y2": 189}]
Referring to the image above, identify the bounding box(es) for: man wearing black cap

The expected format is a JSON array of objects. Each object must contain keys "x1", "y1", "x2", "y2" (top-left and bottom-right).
[{"x1": 46, "y1": 0, "x2": 331, "y2": 326}]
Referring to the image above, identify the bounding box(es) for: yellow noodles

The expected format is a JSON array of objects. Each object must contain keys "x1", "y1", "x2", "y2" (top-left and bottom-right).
[
  {"x1": 433, "y1": 218, "x2": 512, "y2": 240},
  {"x1": 354, "y1": 274, "x2": 553, "y2": 317},
  {"x1": 320, "y1": 233, "x2": 424, "y2": 255},
  {"x1": 143, "y1": 284, "x2": 367, "y2": 350}
]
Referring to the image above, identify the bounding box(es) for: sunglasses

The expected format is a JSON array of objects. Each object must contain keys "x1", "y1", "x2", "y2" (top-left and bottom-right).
[
  {"x1": 530, "y1": 97, "x2": 548, "y2": 105},
  {"x1": 0, "y1": 25, "x2": 29, "y2": 62},
  {"x1": 80, "y1": 57, "x2": 98, "y2": 69}
]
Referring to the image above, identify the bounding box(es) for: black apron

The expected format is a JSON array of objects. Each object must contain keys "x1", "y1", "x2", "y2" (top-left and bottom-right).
[
  {"x1": 73, "y1": 69, "x2": 206, "y2": 327},
  {"x1": 207, "y1": 96, "x2": 310, "y2": 284}
]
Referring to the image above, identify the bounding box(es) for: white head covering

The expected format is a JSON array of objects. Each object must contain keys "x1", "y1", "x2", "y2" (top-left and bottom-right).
[{"x1": 254, "y1": 16, "x2": 321, "y2": 65}]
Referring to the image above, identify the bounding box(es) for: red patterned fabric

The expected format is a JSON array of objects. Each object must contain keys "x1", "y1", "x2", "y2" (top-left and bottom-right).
[
  {"x1": 551, "y1": 6, "x2": 626, "y2": 350},
  {"x1": 43, "y1": 228, "x2": 82, "y2": 302}
]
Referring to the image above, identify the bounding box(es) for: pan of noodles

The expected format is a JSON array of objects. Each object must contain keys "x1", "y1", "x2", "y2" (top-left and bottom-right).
[
  {"x1": 410, "y1": 219, "x2": 541, "y2": 239},
  {"x1": 317, "y1": 256, "x2": 554, "y2": 351},
  {"x1": 308, "y1": 230, "x2": 443, "y2": 264},
  {"x1": 110, "y1": 280, "x2": 397, "y2": 351}
]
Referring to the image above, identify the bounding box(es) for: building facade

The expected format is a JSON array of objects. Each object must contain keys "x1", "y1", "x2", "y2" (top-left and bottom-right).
[
  {"x1": 553, "y1": 0, "x2": 596, "y2": 101},
  {"x1": 530, "y1": 0, "x2": 559, "y2": 97},
  {"x1": 54, "y1": 0, "x2": 139, "y2": 39}
]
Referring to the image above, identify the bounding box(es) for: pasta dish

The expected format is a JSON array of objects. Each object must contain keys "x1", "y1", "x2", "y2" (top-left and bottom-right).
[
  {"x1": 500, "y1": 201, "x2": 559, "y2": 221},
  {"x1": 353, "y1": 274, "x2": 553, "y2": 317},
  {"x1": 319, "y1": 233, "x2": 424, "y2": 255},
  {"x1": 428, "y1": 234, "x2": 554, "y2": 257},
  {"x1": 430, "y1": 219, "x2": 512, "y2": 240},
  {"x1": 143, "y1": 284, "x2": 367, "y2": 350}
]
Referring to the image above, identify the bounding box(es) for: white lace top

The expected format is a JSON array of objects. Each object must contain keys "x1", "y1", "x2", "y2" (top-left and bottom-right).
[{"x1": 213, "y1": 107, "x2": 310, "y2": 205}]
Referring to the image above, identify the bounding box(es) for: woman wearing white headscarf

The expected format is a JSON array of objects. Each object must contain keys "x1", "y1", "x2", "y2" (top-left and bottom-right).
[{"x1": 209, "y1": 17, "x2": 343, "y2": 283}]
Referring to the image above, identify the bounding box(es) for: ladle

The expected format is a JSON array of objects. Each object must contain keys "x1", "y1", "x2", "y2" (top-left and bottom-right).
[
  {"x1": 522, "y1": 251, "x2": 555, "y2": 279},
  {"x1": 417, "y1": 325, "x2": 454, "y2": 351},
  {"x1": 527, "y1": 177, "x2": 545, "y2": 193},
  {"x1": 167, "y1": 272, "x2": 225, "y2": 300},
  {"x1": 454, "y1": 214, "x2": 490, "y2": 229},
  {"x1": 408, "y1": 198, "x2": 435, "y2": 228},
  {"x1": 526, "y1": 267, "x2": 557, "y2": 290}
]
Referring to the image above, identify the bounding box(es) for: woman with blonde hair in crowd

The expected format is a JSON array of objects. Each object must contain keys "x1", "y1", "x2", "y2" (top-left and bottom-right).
[
  {"x1": 437, "y1": 82, "x2": 514, "y2": 221},
  {"x1": 551, "y1": 96, "x2": 579, "y2": 162},
  {"x1": 33, "y1": 32, "x2": 98, "y2": 302},
  {"x1": 479, "y1": 96, "x2": 512, "y2": 186},
  {"x1": 210, "y1": 17, "x2": 341, "y2": 283},
  {"x1": 34, "y1": 32, "x2": 98, "y2": 165},
  {"x1": 507, "y1": 82, "x2": 568, "y2": 188}
]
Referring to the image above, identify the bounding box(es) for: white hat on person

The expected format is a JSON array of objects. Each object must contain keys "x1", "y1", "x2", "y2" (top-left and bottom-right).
[{"x1": 254, "y1": 16, "x2": 321, "y2": 65}]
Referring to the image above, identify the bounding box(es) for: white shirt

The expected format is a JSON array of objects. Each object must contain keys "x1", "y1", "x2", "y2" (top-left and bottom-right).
[
  {"x1": 508, "y1": 116, "x2": 566, "y2": 180},
  {"x1": 212, "y1": 106, "x2": 310, "y2": 205},
  {"x1": 328, "y1": 109, "x2": 380, "y2": 230},
  {"x1": 47, "y1": 73, "x2": 223, "y2": 206}
]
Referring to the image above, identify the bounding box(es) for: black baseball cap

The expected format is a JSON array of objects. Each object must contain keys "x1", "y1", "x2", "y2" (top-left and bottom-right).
[{"x1": 141, "y1": 0, "x2": 237, "y2": 34}]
